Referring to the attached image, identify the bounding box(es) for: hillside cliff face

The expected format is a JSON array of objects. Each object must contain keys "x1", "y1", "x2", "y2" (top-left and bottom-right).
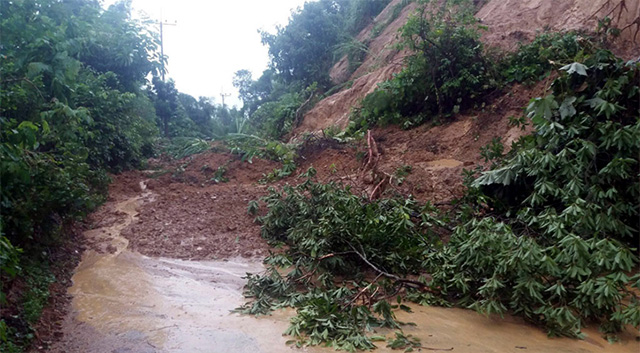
[
  {"x1": 477, "y1": 0, "x2": 640, "y2": 57},
  {"x1": 296, "y1": 0, "x2": 640, "y2": 135},
  {"x1": 296, "y1": 0, "x2": 418, "y2": 133}
]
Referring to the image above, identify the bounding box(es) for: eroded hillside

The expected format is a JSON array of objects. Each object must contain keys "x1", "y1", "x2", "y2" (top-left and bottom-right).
[{"x1": 296, "y1": 0, "x2": 640, "y2": 134}]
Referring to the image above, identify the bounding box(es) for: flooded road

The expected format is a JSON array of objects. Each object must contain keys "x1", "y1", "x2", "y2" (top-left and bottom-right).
[
  {"x1": 50, "y1": 188, "x2": 638, "y2": 353},
  {"x1": 50, "y1": 189, "x2": 319, "y2": 353}
]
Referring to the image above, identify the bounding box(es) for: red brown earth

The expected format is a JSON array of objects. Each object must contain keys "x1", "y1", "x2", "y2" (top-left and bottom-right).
[{"x1": 299, "y1": 0, "x2": 640, "y2": 135}]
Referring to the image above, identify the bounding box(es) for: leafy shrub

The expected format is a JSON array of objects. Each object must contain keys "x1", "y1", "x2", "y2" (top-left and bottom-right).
[
  {"x1": 351, "y1": 12, "x2": 597, "y2": 132},
  {"x1": 239, "y1": 170, "x2": 445, "y2": 350},
  {"x1": 260, "y1": 0, "x2": 391, "y2": 88},
  {"x1": 353, "y1": 0, "x2": 498, "y2": 129},
  {"x1": 162, "y1": 137, "x2": 210, "y2": 159},
  {"x1": 225, "y1": 134, "x2": 297, "y2": 164},
  {"x1": 0, "y1": 1, "x2": 165, "y2": 348},
  {"x1": 250, "y1": 91, "x2": 305, "y2": 139},
  {"x1": 501, "y1": 32, "x2": 591, "y2": 84},
  {"x1": 429, "y1": 49, "x2": 640, "y2": 337}
]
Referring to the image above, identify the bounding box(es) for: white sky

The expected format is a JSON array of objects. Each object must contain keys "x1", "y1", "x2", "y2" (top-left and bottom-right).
[{"x1": 103, "y1": 0, "x2": 309, "y2": 107}]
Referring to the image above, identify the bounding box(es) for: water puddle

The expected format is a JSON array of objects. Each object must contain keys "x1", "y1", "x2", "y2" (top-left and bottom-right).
[
  {"x1": 61, "y1": 190, "x2": 638, "y2": 353},
  {"x1": 421, "y1": 159, "x2": 464, "y2": 169},
  {"x1": 390, "y1": 305, "x2": 638, "y2": 353}
]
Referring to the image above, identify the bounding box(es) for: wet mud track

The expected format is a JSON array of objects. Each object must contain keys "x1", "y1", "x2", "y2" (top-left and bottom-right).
[{"x1": 48, "y1": 187, "x2": 317, "y2": 353}]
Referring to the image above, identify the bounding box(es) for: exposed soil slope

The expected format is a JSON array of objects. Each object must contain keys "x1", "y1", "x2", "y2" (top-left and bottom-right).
[
  {"x1": 296, "y1": 0, "x2": 640, "y2": 135},
  {"x1": 478, "y1": 0, "x2": 640, "y2": 59},
  {"x1": 296, "y1": 0, "x2": 418, "y2": 133}
]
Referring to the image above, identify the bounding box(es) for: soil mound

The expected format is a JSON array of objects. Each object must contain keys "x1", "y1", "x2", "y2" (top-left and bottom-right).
[{"x1": 116, "y1": 151, "x2": 280, "y2": 260}]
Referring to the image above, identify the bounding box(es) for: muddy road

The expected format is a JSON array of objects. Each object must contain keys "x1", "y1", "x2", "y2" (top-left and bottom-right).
[
  {"x1": 48, "y1": 182, "x2": 311, "y2": 353},
  {"x1": 47, "y1": 152, "x2": 638, "y2": 353}
]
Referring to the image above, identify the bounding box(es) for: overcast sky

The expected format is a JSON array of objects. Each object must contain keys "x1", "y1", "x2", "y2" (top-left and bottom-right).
[{"x1": 103, "y1": 0, "x2": 308, "y2": 107}]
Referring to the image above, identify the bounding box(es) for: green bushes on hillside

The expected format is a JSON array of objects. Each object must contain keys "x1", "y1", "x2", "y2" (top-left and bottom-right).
[
  {"x1": 431, "y1": 49, "x2": 639, "y2": 336},
  {"x1": 350, "y1": 0, "x2": 597, "y2": 131}
]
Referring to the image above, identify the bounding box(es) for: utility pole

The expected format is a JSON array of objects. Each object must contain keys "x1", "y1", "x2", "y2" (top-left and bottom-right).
[
  {"x1": 157, "y1": 13, "x2": 176, "y2": 81},
  {"x1": 220, "y1": 87, "x2": 231, "y2": 107}
]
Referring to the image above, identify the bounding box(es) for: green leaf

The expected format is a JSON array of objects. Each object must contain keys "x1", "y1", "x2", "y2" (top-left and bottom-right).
[{"x1": 560, "y1": 62, "x2": 588, "y2": 76}]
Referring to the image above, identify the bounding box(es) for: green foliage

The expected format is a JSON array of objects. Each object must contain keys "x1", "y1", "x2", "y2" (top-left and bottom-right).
[
  {"x1": 596, "y1": 17, "x2": 622, "y2": 46},
  {"x1": 394, "y1": 165, "x2": 412, "y2": 185},
  {"x1": 152, "y1": 78, "x2": 241, "y2": 139},
  {"x1": 226, "y1": 134, "x2": 298, "y2": 165},
  {"x1": 0, "y1": 237, "x2": 21, "y2": 340},
  {"x1": 351, "y1": 14, "x2": 600, "y2": 132},
  {"x1": 429, "y1": 50, "x2": 640, "y2": 337},
  {"x1": 261, "y1": 0, "x2": 343, "y2": 87},
  {"x1": 224, "y1": 133, "x2": 299, "y2": 181},
  {"x1": 211, "y1": 163, "x2": 229, "y2": 184},
  {"x1": 250, "y1": 83, "x2": 316, "y2": 139},
  {"x1": 501, "y1": 32, "x2": 590, "y2": 84},
  {"x1": 333, "y1": 39, "x2": 370, "y2": 74},
  {"x1": 247, "y1": 200, "x2": 260, "y2": 215},
  {"x1": 0, "y1": 237, "x2": 21, "y2": 286},
  {"x1": 353, "y1": 0, "x2": 498, "y2": 129},
  {"x1": 162, "y1": 137, "x2": 210, "y2": 159},
  {"x1": 386, "y1": 331, "x2": 421, "y2": 351},
  {"x1": 236, "y1": 0, "x2": 394, "y2": 141},
  {"x1": 479, "y1": 137, "x2": 504, "y2": 168},
  {"x1": 239, "y1": 171, "x2": 446, "y2": 350},
  {"x1": 1, "y1": 0, "x2": 162, "y2": 257},
  {"x1": 342, "y1": 0, "x2": 393, "y2": 36},
  {"x1": 261, "y1": 0, "x2": 391, "y2": 88},
  {"x1": 0, "y1": 259, "x2": 55, "y2": 350},
  {"x1": 21, "y1": 264, "x2": 55, "y2": 325},
  {"x1": 0, "y1": 1, "x2": 180, "y2": 349},
  {"x1": 257, "y1": 174, "x2": 439, "y2": 275}
]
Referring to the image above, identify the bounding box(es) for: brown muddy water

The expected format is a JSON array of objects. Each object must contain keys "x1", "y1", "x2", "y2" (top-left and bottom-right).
[{"x1": 50, "y1": 189, "x2": 639, "y2": 353}]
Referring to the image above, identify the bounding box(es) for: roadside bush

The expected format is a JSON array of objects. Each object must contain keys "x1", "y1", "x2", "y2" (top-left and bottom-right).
[
  {"x1": 429, "y1": 49, "x2": 640, "y2": 337},
  {"x1": 0, "y1": 0, "x2": 162, "y2": 348},
  {"x1": 239, "y1": 170, "x2": 446, "y2": 350}
]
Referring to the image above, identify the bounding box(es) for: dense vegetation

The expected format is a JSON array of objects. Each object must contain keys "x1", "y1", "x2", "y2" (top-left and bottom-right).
[
  {"x1": 0, "y1": 0, "x2": 239, "y2": 349},
  {"x1": 233, "y1": 0, "x2": 392, "y2": 139},
  {"x1": 349, "y1": 1, "x2": 602, "y2": 131},
  {"x1": 448, "y1": 50, "x2": 639, "y2": 335},
  {"x1": 352, "y1": 0, "x2": 497, "y2": 129}
]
